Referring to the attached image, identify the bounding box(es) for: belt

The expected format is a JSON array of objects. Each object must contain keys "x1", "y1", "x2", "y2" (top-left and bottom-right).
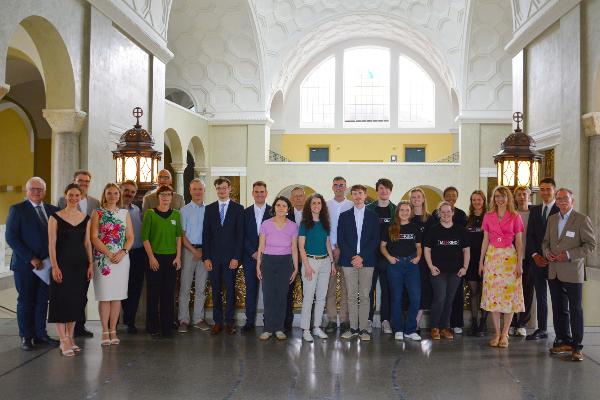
[
  {"x1": 307, "y1": 254, "x2": 328, "y2": 260},
  {"x1": 192, "y1": 244, "x2": 203, "y2": 248}
]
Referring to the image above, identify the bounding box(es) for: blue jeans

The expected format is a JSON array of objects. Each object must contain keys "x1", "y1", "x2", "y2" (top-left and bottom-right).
[{"x1": 387, "y1": 256, "x2": 421, "y2": 334}]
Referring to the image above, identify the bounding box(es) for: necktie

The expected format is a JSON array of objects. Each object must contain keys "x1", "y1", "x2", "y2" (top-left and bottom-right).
[
  {"x1": 36, "y1": 205, "x2": 48, "y2": 229},
  {"x1": 542, "y1": 205, "x2": 548, "y2": 225},
  {"x1": 220, "y1": 203, "x2": 226, "y2": 226}
]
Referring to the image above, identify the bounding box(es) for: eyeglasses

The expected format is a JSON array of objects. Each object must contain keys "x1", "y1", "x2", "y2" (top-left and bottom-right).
[
  {"x1": 29, "y1": 188, "x2": 44, "y2": 193},
  {"x1": 158, "y1": 193, "x2": 173, "y2": 197},
  {"x1": 555, "y1": 196, "x2": 571, "y2": 202},
  {"x1": 158, "y1": 176, "x2": 170, "y2": 180},
  {"x1": 76, "y1": 179, "x2": 90, "y2": 184},
  {"x1": 333, "y1": 184, "x2": 346, "y2": 188}
]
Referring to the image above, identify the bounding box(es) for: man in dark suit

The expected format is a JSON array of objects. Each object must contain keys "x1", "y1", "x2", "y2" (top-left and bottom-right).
[
  {"x1": 241, "y1": 181, "x2": 271, "y2": 333},
  {"x1": 542, "y1": 188, "x2": 596, "y2": 361},
  {"x1": 525, "y1": 177, "x2": 562, "y2": 341},
  {"x1": 337, "y1": 184, "x2": 380, "y2": 341},
  {"x1": 202, "y1": 178, "x2": 244, "y2": 335},
  {"x1": 57, "y1": 170, "x2": 100, "y2": 337},
  {"x1": 5, "y1": 177, "x2": 59, "y2": 350}
]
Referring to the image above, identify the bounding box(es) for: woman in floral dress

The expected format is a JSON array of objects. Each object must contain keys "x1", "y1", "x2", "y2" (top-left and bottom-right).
[{"x1": 91, "y1": 183, "x2": 134, "y2": 346}]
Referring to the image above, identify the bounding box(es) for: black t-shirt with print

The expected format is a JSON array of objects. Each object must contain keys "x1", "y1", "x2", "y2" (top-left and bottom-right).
[
  {"x1": 424, "y1": 223, "x2": 469, "y2": 273},
  {"x1": 382, "y1": 222, "x2": 422, "y2": 257}
]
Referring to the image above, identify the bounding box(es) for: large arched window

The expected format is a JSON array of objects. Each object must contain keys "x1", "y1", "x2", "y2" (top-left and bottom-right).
[
  {"x1": 398, "y1": 55, "x2": 435, "y2": 127},
  {"x1": 300, "y1": 56, "x2": 335, "y2": 128}
]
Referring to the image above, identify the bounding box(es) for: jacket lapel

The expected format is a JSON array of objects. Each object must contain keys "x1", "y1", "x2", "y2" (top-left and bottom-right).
[
  {"x1": 557, "y1": 212, "x2": 577, "y2": 244},
  {"x1": 26, "y1": 201, "x2": 45, "y2": 230}
]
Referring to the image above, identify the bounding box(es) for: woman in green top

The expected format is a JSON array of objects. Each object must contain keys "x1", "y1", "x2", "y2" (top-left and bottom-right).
[
  {"x1": 298, "y1": 193, "x2": 335, "y2": 342},
  {"x1": 141, "y1": 185, "x2": 182, "y2": 338}
]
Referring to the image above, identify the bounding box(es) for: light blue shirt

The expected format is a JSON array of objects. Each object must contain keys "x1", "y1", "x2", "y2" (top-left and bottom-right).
[
  {"x1": 354, "y1": 205, "x2": 365, "y2": 254},
  {"x1": 181, "y1": 201, "x2": 205, "y2": 245},
  {"x1": 127, "y1": 203, "x2": 143, "y2": 249},
  {"x1": 557, "y1": 207, "x2": 573, "y2": 238}
]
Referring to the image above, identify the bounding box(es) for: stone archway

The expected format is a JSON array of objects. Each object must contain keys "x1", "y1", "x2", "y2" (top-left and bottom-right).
[
  {"x1": 164, "y1": 127, "x2": 185, "y2": 194},
  {"x1": 401, "y1": 185, "x2": 444, "y2": 214}
]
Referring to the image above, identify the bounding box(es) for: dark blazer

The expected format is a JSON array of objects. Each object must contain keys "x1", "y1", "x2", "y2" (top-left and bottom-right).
[
  {"x1": 526, "y1": 203, "x2": 559, "y2": 260},
  {"x1": 337, "y1": 207, "x2": 380, "y2": 268},
  {"x1": 243, "y1": 204, "x2": 271, "y2": 259},
  {"x1": 5, "y1": 201, "x2": 59, "y2": 272},
  {"x1": 202, "y1": 200, "x2": 244, "y2": 263}
]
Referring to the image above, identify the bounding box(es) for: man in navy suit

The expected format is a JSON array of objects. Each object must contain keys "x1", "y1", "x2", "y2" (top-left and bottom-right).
[
  {"x1": 241, "y1": 181, "x2": 271, "y2": 333},
  {"x1": 337, "y1": 184, "x2": 380, "y2": 341},
  {"x1": 5, "y1": 177, "x2": 59, "y2": 350},
  {"x1": 525, "y1": 177, "x2": 564, "y2": 342},
  {"x1": 202, "y1": 178, "x2": 244, "y2": 335}
]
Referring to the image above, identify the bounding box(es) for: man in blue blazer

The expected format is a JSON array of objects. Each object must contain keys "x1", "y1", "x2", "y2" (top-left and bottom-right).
[
  {"x1": 241, "y1": 181, "x2": 271, "y2": 333},
  {"x1": 337, "y1": 184, "x2": 380, "y2": 341},
  {"x1": 202, "y1": 178, "x2": 244, "y2": 335},
  {"x1": 5, "y1": 177, "x2": 59, "y2": 350}
]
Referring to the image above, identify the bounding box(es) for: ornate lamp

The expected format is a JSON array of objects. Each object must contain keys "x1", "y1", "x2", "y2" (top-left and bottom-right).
[
  {"x1": 112, "y1": 107, "x2": 162, "y2": 200},
  {"x1": 494, "y1": 112, "x2": 543, "y2": 192}
]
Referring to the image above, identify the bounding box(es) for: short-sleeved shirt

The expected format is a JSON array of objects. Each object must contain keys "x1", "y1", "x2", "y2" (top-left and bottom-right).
[
  {"x1": 424, "y1": 223, "x2": 469, "y2": 273},
  {"x1": 482, "y1": 212, "x2": 524, "y2": 248},
  {"x1": 180, "y1": 201, "x2": 205, "y2": 245},
  {"x1": 141, "y1": 208, "x2": 183, "y2": 255},
  {"x1": 260, "y1": 218, "x2": 298, "y2": 255},
  {"x1": 299, "y1": 221, "x2": 329, "y2": 256},
  {"x1": 382, "y1": 222, "x2": 422, "y2": 257}
]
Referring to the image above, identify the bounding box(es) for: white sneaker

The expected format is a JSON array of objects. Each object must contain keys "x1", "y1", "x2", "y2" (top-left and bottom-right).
[
  {"x1": 516, "y1": 327, "x2": 527, "y2": 337},
  {"x1": 341, "y1": 330, "x2": 357, "y2": 340},
  {"x1": 453, "y1": 327, "x2": 463, "y2": 334},
  {"x1": 508, "y1": 326, "x2": 516, "y2": 336},
  {"x1": 367, "y1": 320, "x2": 373, "y2": 334},
  {"x1": 312, "y1": 327, "x2": 328, "y2": 339},
  {"x1": 405, "y1": 332, "x2": 422, "y2": 341},
  {"x1": 394, "y1": 332, "x2": 404, "y2": 340},
  {"x1": 275, "y1": 331, "x2": 287, "y2": 340},
  {"x1": 359, "y1": 330, "x2": 371, "y2": 341},
  {"x1": 259, "y1": 332, "x2": 272, "y2": 340},
  {"x1": 382, "y1": 320, "x2": 393, "y2": 334},
  {"x1": 302, "y1": 330, "x2": 313, "y2": 342}
]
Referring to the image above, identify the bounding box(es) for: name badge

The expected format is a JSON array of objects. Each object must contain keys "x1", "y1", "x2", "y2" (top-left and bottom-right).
[
  {"x1": 171, "y1": 220, "x2": 176, "y2": 225},
  {"x1": 566, "y1": 231, "x2": 575, "y2": 238}
]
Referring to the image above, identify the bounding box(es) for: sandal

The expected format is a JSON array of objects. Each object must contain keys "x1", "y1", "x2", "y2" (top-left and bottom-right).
[
  {"x1": 109, "y1": 331, "x2": 120, "y2": 345},
  {"x1": 498, "y1": 334, "x2": 509, "y2": 348},
  {"x1": 101, "y1": 331, "x2": 111, "y2": 347},
  {"x1": 59, "y1": 339, "x2": 75, "y2": 357},
  {"x1": 489, "y1": 334, "x2": 500, "y2": 347},
  {"x1": 67, "y1": 336, "x2": 82, "y2": 352}
]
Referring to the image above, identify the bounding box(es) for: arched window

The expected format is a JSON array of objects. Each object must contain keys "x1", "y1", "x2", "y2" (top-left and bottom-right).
[
  {"x1": 300, "y1": 56, "x2": 335, "y2": 128},
  {"x1": 343, "y1": 47, "x2": 390, "y2": 128},
  {"x1": 398, "y1": 55, "x2": 435, "y2": 127},
  {"x1": 166, "y1": 88, "x2": 197, "y2": 112}
]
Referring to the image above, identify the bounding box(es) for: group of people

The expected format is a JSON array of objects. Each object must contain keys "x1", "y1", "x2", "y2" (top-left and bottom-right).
[{"x1": 5, "y1": 170, "x2": 596, "y2": 362}]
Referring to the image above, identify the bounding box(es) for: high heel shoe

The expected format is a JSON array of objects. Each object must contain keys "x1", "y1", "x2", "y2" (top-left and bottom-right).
[
  {"x1": 498, "y1": 334, "x2": 509, "y2": 348},
  {"x1": 67, "y1": 336, "x2": 81, "y2": 353},
  {"x1": 489, "y1": 334, "x2": 500, "y2": 347},
  {"x1": 109, "y1": 331, "x2": 120, "y2": 345},
  {"x1": 59, "y1": 338, "x2": 75, "y2": 357},
  {"x1": 101, "y1": 331, "x2": 111, "y2": 347}
]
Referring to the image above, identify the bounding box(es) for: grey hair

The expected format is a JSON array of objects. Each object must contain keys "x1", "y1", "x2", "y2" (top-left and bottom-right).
[
  {"x1": 189, "y1": 178, "x2": 205, "y2": 187},
  {"x1": 556, "y1": 187, "x2": 574, "y2": 197},
  {"x1": 26, "y1": 177, "x2": 46, "y2": 191}
]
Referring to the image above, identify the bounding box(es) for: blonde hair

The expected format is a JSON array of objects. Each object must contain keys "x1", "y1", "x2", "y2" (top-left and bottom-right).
[
  {"x1": 409, "y1": 187, "x2": 431, "y2": 223},
  {"x1": 488, "y1": 186, "x2": 516, "y2": 215},
  {"x1": 100, "y1": 183, "x2": 122, "y2": 208}
]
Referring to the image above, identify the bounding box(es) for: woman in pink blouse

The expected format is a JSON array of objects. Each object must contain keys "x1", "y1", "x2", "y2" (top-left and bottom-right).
[
  {"x1": 479, "y1": 186, "x2": 525, "y2": 348},
  {"x1": 256, "y1": 196, "x2": 299, "y2": 340}
]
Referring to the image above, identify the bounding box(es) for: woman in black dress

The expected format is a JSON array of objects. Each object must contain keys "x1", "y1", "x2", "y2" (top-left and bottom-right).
[
  {"x1": 48, "y1": 183, "x2": 93, "y2": 356},
  {"x1": 466, "y1": 190, "x2": 487, "y2": 336}
]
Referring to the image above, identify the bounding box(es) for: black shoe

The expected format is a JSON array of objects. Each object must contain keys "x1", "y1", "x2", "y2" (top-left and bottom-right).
[
  {"x1": 340, "y1": 321, "x2": 350, "y2": 332},
  {"x1": 324, "y1": 321, "x2": 337, "y2": 333},
  {"x1": 241, "y1": 324, "x2": 255, "y2": 334},
  {"x1": 126, "y1": 325, "x2": 138, "y2": 334},
  {"x1": 33, "y1": 336, "x2": 60, "y2": 346},
  {"x1": 73, "y1": 328, "x2": 94, "y2": 338},
  {"x1": 526, "y1": 329, "x2": 548, "y2": 340},
  {"x1": 20, "y1": 337, "x2": 34, "y2": 351}
]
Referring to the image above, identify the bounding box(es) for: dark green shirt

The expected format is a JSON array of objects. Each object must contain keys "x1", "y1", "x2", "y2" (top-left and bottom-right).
[
  {"x1": 141, "y1": 209, "x2": 183, "y2": 255},
  {"x1": 299, "y1": 221, "x2": 329, "y2": 256}
]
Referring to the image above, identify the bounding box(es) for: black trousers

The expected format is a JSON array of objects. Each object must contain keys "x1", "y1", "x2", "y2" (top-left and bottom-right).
[
  {"x1": 430, "y1": 273, "x2": 462, "y2": 328},
  {"x1": 263, "y1": 255, "x2": 294, "y2": 332},
  {"x1": 549, "y1": 278, "x2": 580, "y2": 348},
  {"x1": 533, "y1": 264, "x2": 549, "y2": 330},
  {"x1": 450, "y1": 278, "x2": 464, "y2": 328},
  {"x1": 514, "y1": 259, "x2": 535, "y2": 327},
  {"x1": 369, "y1": 258, "x2": 391, "y2": 322},
  {"x1": 146, "y1": 254, "x2": 176, "y2": 336},
  {"x1": 285, "y1": 261, "x2": 301, "y2": 329},
  {"x1": 122, "y1": 248, "x2": 147, "y2": 328}
]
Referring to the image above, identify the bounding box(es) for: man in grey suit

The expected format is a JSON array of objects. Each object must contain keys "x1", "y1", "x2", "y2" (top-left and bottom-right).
[
  {"x1": 142, "y1": 169, "x2": 184, "y2": 213},
  {"x1": 57, "y1": 170, "x2": 100, "y2": 337},
  {"x1": 542, "y1": 188, "x2": 596, "y2": 361}
]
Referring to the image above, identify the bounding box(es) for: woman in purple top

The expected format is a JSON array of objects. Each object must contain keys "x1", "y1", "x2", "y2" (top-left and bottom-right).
[
  {"x1": 256, "y1": 196, "x2": 299, "y2": 340},
  {"x1": 479, "y1": 186, "x2": 525, "y2": 348}
]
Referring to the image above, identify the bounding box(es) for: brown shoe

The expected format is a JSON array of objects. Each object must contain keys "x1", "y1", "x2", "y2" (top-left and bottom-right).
[
  {"x1": 549, "y1": 344, "x2": 573, "y2": 355},
  {"x1": 211, "y1": 324, "x2": 223, "y2": 335},
  {"x1": 431, "y1": 328, "x2": 441, "y2": 340},
  {"x1": 572, "y1": 350, "x2": 584, "y2": 361},
  {"x1": 225, "y1": 324, "x2": 236, "y2": 335},
  {"x1": 489, "y1": 334, "x2": 500, "y2": 347},
  {"x1": 441, "y1": 328, "x2": 454, "y2": 340},
  {"x1": 193, "y1": 320, "x2": 211, "y2": 331},
  {"x1": 498, "y1": 334, "x2": 509, "y2": 348}
]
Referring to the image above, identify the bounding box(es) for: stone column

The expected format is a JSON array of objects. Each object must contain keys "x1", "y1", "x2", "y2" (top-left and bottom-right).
[
  {"x1": 170, "y1": 162, "x2": 186, "y2": 195},
  {"x1": 194, "y1": 166, "x2": 210, "y2": 184},
  {"x1": 0, "y1": 82, "x2": 9, "y2": 101},
  {"x1": 583, "y1": 112, "x2": 600, "y2": 269},
  {"x1": 43, "y1": 109, "x2": 87, "y2": 203}
]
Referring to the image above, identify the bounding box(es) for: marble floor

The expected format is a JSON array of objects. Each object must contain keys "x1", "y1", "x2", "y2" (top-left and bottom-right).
[{"x1": 0, "y1": 319, "x2": 599, "y2": 400}]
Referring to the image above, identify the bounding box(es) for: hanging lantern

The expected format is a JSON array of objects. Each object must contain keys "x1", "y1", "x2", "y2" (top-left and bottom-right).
[
  {"x1": 494, "y1": 112, "x2": 543, "y2": 192},
  {"x1": 112, "y1": 107, "x2": 162, "y2": 199}
]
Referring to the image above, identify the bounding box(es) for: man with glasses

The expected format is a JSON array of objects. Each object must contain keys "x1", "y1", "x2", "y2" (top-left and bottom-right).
[
  {"x1": 6, "y1": 177, "x2": 59, "y2": 350},
  {"x1": 142, "y1": 169, "x2": 184, "y2": 213},
  {"x1": 57, "y1": 170, "x2": 100, "y2": 337}
]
